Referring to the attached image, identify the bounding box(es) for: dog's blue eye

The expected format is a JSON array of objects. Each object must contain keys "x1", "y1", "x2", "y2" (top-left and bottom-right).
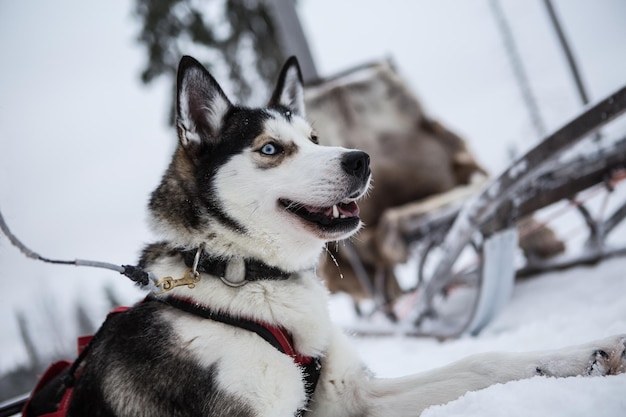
[{"x1": 261, "y1": 143, "x2": 281, "y2": 155}]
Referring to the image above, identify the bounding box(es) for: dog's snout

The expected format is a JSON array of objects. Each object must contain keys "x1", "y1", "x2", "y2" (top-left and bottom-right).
[{"x1": 341, "y1": 151, "x2": 370, "y2": 180}]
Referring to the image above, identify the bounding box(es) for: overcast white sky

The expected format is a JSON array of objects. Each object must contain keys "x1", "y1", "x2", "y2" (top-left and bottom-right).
[{"x1": 0, "y1": 0, "x2": 625, "y2": 371}]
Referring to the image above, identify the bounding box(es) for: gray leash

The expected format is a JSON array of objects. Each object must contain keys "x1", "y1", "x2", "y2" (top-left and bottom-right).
[{"x1": 0, "y1": 207, "x2": 159, "y2": 291}]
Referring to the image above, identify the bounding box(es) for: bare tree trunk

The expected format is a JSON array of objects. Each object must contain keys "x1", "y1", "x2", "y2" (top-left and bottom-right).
[
  {"x1": 16, "y1": 312, "x2": 39, "y2": 369},
  {"x1": 543, "y1": 0, "x2": 590, "y2": 106},
  {"x1": 265, "y1": 0, "x2": 318, "y2": 83}
]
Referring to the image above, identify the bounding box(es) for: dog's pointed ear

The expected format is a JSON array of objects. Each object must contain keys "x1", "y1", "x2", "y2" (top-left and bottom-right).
[
  {"x1": 176, "y1": 56, "x2": 232, "y2": 146},
  {"x1": 268, "y1": 56, "x2": 306, "y2": 117}
]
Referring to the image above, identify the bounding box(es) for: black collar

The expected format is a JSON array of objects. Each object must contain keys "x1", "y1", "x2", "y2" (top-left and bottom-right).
[{"x1": 178, "y1": 248, "x2": 292, "y2": 285}]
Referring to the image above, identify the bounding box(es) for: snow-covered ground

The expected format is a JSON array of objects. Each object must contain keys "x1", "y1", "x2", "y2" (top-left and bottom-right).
[{"x1": 342, "y1": 257, "x2": 626, "y2": 416}]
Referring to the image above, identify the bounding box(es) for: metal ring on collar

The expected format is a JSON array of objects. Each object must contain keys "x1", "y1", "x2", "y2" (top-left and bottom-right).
[{"x1": 220, "y1": 257, "x2": 247, "y2": 287}]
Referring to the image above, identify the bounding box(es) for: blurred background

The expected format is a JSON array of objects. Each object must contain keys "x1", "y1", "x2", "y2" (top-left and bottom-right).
[{"x1": 1, "y1": 0, "x2": 626, "y2": 401}]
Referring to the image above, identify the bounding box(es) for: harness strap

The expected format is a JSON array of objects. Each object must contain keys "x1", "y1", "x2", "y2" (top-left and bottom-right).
[
  {"x1": 150, "y1": 295, "x2": 288, "y2": 353},
  {"x1": 148, "y1": 296, "x2": 321, "y2": 415}
]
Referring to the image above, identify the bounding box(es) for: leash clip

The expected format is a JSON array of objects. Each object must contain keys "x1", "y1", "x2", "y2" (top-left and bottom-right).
[
  {"x1": 154, "y1": 244, "x2": 204, "y2": 294},
  {"x1": 155, "y1": 268, "x2": 200, "y2": 294}
]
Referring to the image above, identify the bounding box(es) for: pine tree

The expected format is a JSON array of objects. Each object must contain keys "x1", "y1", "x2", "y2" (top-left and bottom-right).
[{"x1": 134, "y1": 0, "x2": 285, "y2": 121}]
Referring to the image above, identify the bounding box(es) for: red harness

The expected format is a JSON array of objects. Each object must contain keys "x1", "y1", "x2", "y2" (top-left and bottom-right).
[
  {"x1": 264, "y1": 323, "x2": 316, "y2": 366},
  {"x1": 22, "y1": 306, "x2": 130, "y2": 417},
  {"x1": 160, "y1": 296, "x2": 317, "y2": 366},
  {"x1": 22, "y1": 299, "x2": 321, "y2": 417},
  {"x1": 151, "y1": 296, "x2": 321, "y2": 417}
]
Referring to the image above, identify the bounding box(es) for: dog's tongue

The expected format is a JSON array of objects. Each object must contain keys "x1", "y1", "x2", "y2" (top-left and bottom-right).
[
  {"x1": 314, "y1": 201, "x2": 360, "y2": 218},
  {"x1": 338, "y1": 201, "x2": 360, "y2": 217}
]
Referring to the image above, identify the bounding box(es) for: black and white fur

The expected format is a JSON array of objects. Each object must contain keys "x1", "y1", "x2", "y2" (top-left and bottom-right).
[{"x1": 67, "y1": 56, "x2": 626, "y2": 417}]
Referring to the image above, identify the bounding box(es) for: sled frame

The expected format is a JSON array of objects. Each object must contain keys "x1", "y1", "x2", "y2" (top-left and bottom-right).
[{"x1": 345, "y1": 84, "x2": 626, "y2": 338}]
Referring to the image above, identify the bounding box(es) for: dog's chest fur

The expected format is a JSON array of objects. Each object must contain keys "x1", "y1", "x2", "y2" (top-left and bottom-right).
[{"x1": 147, "y1": 254, "x2": 334, "y2": 357}]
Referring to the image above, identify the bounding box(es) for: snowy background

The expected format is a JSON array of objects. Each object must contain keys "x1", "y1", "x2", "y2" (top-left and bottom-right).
[{"x1": 1, "y1": 0, "x2": 626, "y2": 415}]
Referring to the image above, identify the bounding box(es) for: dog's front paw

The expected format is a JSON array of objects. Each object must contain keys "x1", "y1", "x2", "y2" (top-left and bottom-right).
[
  {"x1": 536, "y1": 335, "x2": 626, "y2": 378},
  {"x1": 586, "y1": 336, "x2": 626, "y2": 376}
]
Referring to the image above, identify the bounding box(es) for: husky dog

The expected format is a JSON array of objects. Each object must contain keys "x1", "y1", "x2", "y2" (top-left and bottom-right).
[{"x1": 59, "y1": 56, "x2": 624, "y2": 416}]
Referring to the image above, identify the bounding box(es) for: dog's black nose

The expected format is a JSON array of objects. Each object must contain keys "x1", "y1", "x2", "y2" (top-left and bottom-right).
[{"x1": 341, "y1": 151, "x2": 370, "y2": 180}]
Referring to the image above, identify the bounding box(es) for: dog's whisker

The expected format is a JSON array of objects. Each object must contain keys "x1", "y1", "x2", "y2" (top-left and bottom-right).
[{"x1": 324, "y1": 243, "x2": 344, "y2": 280}]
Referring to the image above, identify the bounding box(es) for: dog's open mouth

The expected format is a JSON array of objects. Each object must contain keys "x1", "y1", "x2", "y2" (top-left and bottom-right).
[{"x1": 279, "y1": 198, "x2": 361, "y2": 232}]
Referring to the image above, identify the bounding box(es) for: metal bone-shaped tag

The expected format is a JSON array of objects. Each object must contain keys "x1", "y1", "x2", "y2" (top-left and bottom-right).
[{"x1": 155, "y1": 268, "x2": 200, "y2": 294}]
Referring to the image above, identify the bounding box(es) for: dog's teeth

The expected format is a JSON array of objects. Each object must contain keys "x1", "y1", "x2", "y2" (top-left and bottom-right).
[
  {"x1": 332, "y1": 205, "x2": 340, "y2": 218},
  {"x1": 340, "y1": 214, "x2": 346, "y2": 219}
]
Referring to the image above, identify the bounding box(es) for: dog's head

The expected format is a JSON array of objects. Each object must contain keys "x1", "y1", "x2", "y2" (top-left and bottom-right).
[{"x1": 148, "y1": 56, "x2": 371, "y2": 270}]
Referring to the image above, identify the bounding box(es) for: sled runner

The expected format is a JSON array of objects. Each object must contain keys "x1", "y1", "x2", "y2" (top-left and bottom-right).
[
  {"x1": 305, "y1": 61, "x2": 626, "y2": 338},
  {"x1": 404, "y1": 89, "x2": 626, "y2": 337}
]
